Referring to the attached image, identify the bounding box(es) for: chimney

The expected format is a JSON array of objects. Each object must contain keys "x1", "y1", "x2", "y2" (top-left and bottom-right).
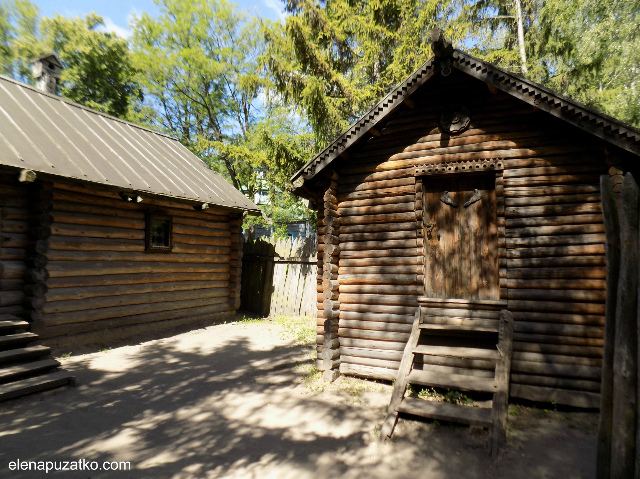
[{"x1": 30, "y1": 53, "x2": 63, "y2": 95}]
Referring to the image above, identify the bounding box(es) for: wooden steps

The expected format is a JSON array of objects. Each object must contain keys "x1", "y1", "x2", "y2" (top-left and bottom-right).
[
  {"x1": 380, "y1": 299, "x2": 514, "y2": 456},
  {"x1": 397, "y1": 397, "x2": 492, "y2": 427},
  {"x1": 0, "y1": 315, "x2": 74, "y2": 401},
  {"x1": 0, "y1": 371, "x2": 76, "y2": 402}
]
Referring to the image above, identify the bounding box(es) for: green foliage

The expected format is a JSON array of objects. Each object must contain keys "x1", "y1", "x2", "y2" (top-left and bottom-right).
[
  {"x1": 265, "y1": 0, "x2": 467, "y2": 147},
  {"x1": 443, "y1": 389, "x2": 473, "y2": 405},
  {"x1": 0, "y1": 0, "x2": 142, "y2": 120}
]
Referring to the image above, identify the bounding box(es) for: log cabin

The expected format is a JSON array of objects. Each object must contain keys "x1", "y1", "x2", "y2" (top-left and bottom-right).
[
  {"x1": 0, "y1": 58, "x2": 260, "y2": 400},
  {"x1": 291, "y1": 37, "x2": 640, "y2": 410}
]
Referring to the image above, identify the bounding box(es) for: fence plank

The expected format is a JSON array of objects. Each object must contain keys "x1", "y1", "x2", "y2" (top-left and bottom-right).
[{"x1": 241, "y1": 236, "x2": 317, "y2": 318}]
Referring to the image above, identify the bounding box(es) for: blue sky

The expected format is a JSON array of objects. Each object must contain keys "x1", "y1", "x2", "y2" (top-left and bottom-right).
[{"x1": 32, "y1": 0, "x2": 286, "y2": 37}]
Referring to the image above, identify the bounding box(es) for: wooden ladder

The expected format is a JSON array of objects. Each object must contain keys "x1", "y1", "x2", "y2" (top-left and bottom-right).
[{"x1": 380, "y1": 298, "x2": 514, "y2": 455}]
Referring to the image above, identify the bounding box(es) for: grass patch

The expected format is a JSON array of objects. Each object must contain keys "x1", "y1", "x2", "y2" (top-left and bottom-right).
[
  {"x1": 271, "y1": 315, "x2": 316, "y2": 345},
  {"x1": 57, "y1": 352, "x2": 72, "y2": 360}
]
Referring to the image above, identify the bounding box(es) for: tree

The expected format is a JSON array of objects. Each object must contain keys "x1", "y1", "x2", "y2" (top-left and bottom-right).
[
  {"x1": 131, "y1": 0, "x2": 272, "y2": 197},
  {"x1": 0, "y1": 0, "x2": 142, "y2": 120},
  {"x1": 265, "y1": 0, "x2": 469, "y2": 147}
]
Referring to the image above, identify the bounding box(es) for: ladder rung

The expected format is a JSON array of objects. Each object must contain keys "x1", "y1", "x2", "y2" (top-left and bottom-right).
[
  {"x1": 397, "y1": 397, "x2": 492, "y2": 427},
  {"x1": 419, "y1": 322, "x2": 499, "y2": 333},
  {"x1": 413, "y1": 345, "x2": 500, "y2": 361},
  {"x1": 407, "y1": 369, "x2": 497, "y2": 393}
]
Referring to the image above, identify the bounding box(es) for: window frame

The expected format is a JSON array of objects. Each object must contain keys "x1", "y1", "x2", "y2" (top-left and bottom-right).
[{"x1": 145, "y1": 213, "x2": 173, "y2": 253}]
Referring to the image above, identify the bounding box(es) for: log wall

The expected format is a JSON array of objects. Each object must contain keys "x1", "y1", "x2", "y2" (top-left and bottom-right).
[
  {"x1": 0, "y1": 171, "x2": 29, "y2": 320},
  {"x1": 38, "y1": 181, "x2": 237, "y2": 348},
  {"x1": 316, "y1": 71, "x2": 612, "y2": 407}
]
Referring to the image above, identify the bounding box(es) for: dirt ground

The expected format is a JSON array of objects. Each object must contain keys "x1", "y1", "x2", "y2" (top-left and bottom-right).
[{"x1": 0, "y1": 318, "x2": 597, "y2": 478}]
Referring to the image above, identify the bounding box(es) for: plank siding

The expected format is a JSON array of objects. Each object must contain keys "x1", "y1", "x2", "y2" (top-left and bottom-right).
[
  {"x1": 321, "y1": 71, "x2": 608, "y2": 407},
  {"x1": 38, "y1": 181, "x2": 236, "y2": 347}
]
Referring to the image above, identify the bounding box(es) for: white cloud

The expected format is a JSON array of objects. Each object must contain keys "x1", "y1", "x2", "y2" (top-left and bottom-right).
[
  {"x1": 263, "y1": 0, "x2": 287, "y2": 21},
  {"x1": 97, "y1": 17, "x2": 132, "y2": 39}
]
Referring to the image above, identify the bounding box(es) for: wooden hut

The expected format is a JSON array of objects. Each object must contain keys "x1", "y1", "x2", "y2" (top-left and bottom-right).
[
  {"x1": 0, "y1": 72, "x2": 259, "y2": 399},
  {"x1": 291, "y1": 39, "x2": 640, "y2": 410}
]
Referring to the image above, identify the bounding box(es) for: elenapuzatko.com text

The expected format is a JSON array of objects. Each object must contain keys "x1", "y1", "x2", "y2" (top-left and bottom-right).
[{"x1": 8, "y1": 458, "x2": 131, "y2": 473}]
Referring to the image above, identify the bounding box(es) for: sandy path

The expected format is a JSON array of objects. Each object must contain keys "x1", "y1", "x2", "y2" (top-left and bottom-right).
[{"x1": 0, "y1": 321, "x2": 596, "y2": 478}]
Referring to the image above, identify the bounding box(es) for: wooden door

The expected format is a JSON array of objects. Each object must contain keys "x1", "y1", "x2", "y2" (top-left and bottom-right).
[{"x1": 424, "y1": 174, "x2": 499, "y2": 300}]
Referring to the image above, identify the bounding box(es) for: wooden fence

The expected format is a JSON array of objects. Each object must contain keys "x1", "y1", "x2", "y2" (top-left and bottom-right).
[{"x1": 240, "y1": 236, "x2": 317, "y2": 317}]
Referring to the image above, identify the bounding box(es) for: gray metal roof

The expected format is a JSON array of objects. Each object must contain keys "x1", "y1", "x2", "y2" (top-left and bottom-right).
[{"x1": 0, "y1": 75, "x2": 260, "y2": 214}]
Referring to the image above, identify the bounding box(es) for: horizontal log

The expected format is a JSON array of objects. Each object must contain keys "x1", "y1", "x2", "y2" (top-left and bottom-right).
[
  {"x1": 506, "y1": 255, "x2": 605, "y2": 268},
  {"x1": 514, "y1": 321, "x2": 603, "y2": 337},
  {"x1": 514, "y1": 310, "x2": 604, "y2": 326},
  {"x1": 339, "y1": 229, "x2": 417, "y2": 243},
  {"x1": 507, "y1": 289, "x2": 606, "y2": 302},
  {"x1": 0, "y1": 290, "x2": 23, "y2": 307},
  {"x1": 44, "y1": 286, "x2": 229, "y2": 314},
  {"x1": 337, "y1": 177, "x2": 414, "y2": 194},
  {"x1": 505, "y1": 184, "x2": 600, "y2": 198},
  {"x1": 339, "y1": 194, "x2": 415, "y2": 209},
  {"x1": 339, "y1": 355, "x2": 400, "y2": 370},
  {"x1": 173, "y1": 223, "x2": 231, "y2": 238},
  {"x1": 47, "y1": 280, "x2": 228, "y2": 302},
  {"x1": 47, "y1": 271, "x2": 229, "y2": 289},
  {"x1": 505, "y1": 233, "x2": 605, "y2": 248},
  {"x1": 507, "y1": 278, "x2": 605, "y2": 290},
  {"x1": 49, "y1": 236, "x2": 142, "y2": 252},
  {"x1": 339, "y1": 257, "x2": 420, "y2": 267},
  {"x1": 504, "y1": 174, "x2": 600, "y2": 188},
  {"x1": 52, "y1": 211, "x2": 141, "y2": 229},
  {"x1": 47, "y1": 261, "x2": 229, "y2": 278},
  {"x1": 40, "y1": 302, "x2": 232, "y2": 338},
  {"x1": 507, "y1": 266, "x2": 606, "y2": 280},
  {"x1": 339, "y1": 284, "x2": 421, "y2": 295},
  {"x1": 340, "y1": 212, "x2": 417, "y2": 226},
  {"x1": 340, "y1": 239, "x2": 417, "y2": 251},
  {"x1": 505, "y1": 193, "x2": 601, "y2": 207},
  {"x1": 338, "y1": 319, "x2": 413, "y2": 333},
  {"x1": 511, "y1": 360, "x2": 601, "y2": 380},
  {"x1": 510, "y1": 384, "x2": 600, "y2": 408},
  {"x1": 340, "y1": 346, "x2": 404, "y2": 362},
  {"x1": 0, "y1": 278, "x2": 24, "y2": 291},
  {"x1": 339, "y1": 293, "x2": 419, "y2": 306},
  {"x1": 506, "y1": 214, "x2": 603, "y2": 228},
  {"x1": 338, "y1": 202, "x2": 415, "y2": 217},
  {"x1": 339, "y1": 221, "x2": 417, "y2": 234},
  {"x1": 338, "y1": 311, "x2": 415, "y2": 324},
  {"x1": 508, "y1": 299, "x2": 604, "y2": 315},
  {"x1": 0, "y1": 261, "x2": 26, "y2": 279},
  {"x1": 514, "y1": 341, "x2": 602, "y2": 358},
  {"x1": 52, "y1": 199, "x2": 143, "y2": 219},
  {"x1": 339, "y1": 327, "x2": 409, "y2": 343},
  {"x1": 504, "y1": 164, "x2": 603, "y2": 179},
  {"x1": 46, "y1": 251, "x2": 229, "y2": 264},
  {"x1": 51, "y1": 223, "x2": 144, "y2": 240},
  {"x1": 340, "y1": 248, "x2": 418, "y2": 259},
  {"x1": 339, "y1": 362, "x2": 398, "y2": 381},
  {"x1": 511, "y1": 374, "x2": 600, "y2": 393},
  {"x1": 506, "y1": 244, "x2": 605, "y2": 258},
  {"x1": 340, "y1": 303, "x2": 417, "y2": 316},
  {"x1": 338, "y1": 336, "x2": 406, "y2": 351},
  {"x1": 506, "y1": 202, "x2": 601, "y2": 218},
  {"x1": 514, "y1": 332, "x2": 603, "y2": 347},
  {"x1": 507, "y1": 223, "x2": 605, "y2": 238},
  {"x1": 45, "y1": 294, "x2": 230, "y2": 326}
]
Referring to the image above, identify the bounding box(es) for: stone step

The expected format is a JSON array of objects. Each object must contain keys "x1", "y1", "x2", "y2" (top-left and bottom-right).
[
  {"x1": 407, "y1": 369, "x2": 497, "y2": 393},
  {"x1": 0, "y1": 370, "x2": 75, "y2": 402},
  {"x1": 397, "y1": 396, "x2": 492, "y2": 427},
  {"x1": 0, "y1": 359, "x2": 61, "y2": 383},
  {"x1": 0, "y1": 320, "x2": 30, "y2": 334},
  {"x1": 0, "y1": 345, "x2": 51, "y2": 365}
]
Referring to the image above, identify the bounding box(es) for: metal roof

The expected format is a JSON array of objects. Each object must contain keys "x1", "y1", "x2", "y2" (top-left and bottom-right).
[
  {"x1": 0, "y1": 75, "x2": 260, "y2": 214},
  {"x1": 292, "y1": 49, "x2": 640, "y2": 184}
]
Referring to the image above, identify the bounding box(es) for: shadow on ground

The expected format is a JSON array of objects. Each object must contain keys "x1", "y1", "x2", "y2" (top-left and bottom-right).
[{"x1": 0, "y1": 322, "x2": 596, "y2": 479}]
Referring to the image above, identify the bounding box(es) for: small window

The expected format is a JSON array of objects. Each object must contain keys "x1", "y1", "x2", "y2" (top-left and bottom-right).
[{"x1": 146, "y1": 214, "x2": 173, "y2": 252}]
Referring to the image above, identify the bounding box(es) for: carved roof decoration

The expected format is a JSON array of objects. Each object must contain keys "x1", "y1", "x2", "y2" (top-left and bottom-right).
[
  {"x1": 291, "y1": 49, "x2": 640, "y2": 189},
  {"x1": 415, "y1": 159, "x2": 504, "y2": 176}
]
